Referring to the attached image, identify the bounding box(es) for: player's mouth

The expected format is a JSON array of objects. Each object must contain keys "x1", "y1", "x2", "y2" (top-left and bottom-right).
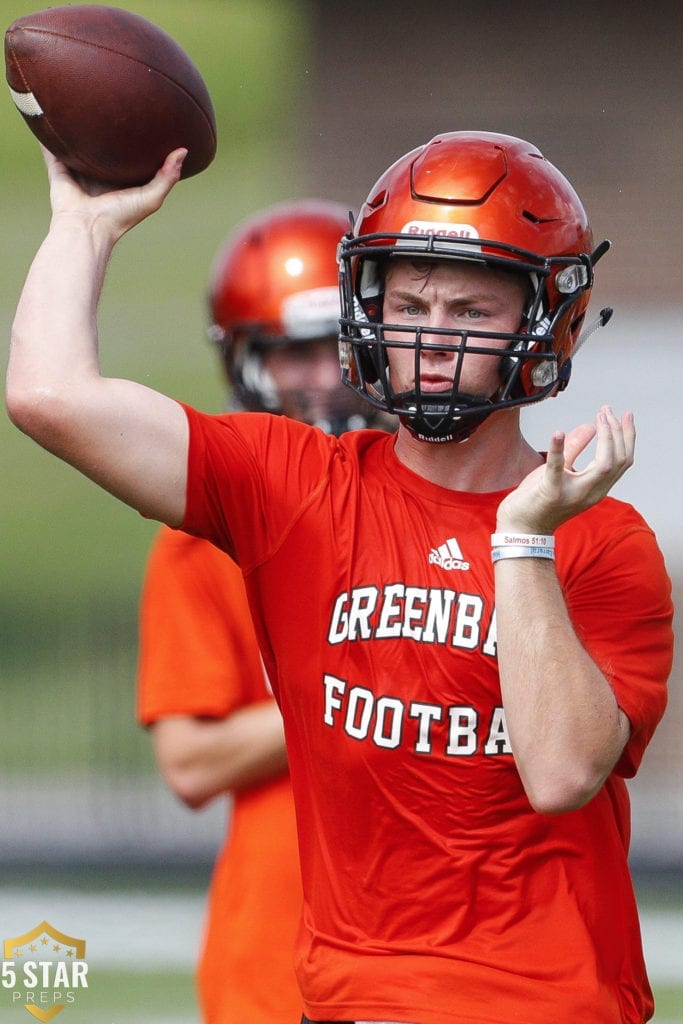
[{"x1": 417, "y1": 374, "x2": 455, "y2": 394}]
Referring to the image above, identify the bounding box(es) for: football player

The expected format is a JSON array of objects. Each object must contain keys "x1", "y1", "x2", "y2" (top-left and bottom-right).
[{"x1": 8, "y1": 133, "x2": 673, "y2": 1024}]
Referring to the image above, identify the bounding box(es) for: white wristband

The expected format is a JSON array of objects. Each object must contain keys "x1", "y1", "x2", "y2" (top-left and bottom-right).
[
  {"x1": 491, "y1": 545, "x2": 555, "y2": 563},
  {"x1": 491, "y1": 532, "x2": 554, "y2": 549}
]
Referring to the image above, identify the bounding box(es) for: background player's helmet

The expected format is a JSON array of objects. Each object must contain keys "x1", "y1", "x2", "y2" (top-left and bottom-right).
[
  {"x1": 338, "y1": 131, "x2": 611, "y2": 442},
  {"x1": 209, "y1": 199, "x2": 376, "y2": 434}
]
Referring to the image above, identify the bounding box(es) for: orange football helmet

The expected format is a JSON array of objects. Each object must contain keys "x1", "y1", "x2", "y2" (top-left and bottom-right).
[
  {"x1": 209, "y1": 199, "x2": 379, "y2": 433},
  {"x1": 338, "y1": 131, "x2": 611, "y2": 442}
]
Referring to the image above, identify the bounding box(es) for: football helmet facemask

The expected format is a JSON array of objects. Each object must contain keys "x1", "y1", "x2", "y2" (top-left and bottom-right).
[
  {"x1": 209, "y1": 199, "x2": 378, "y2": 435},
  {"x1": 338, "y1": 131, "x2": 611, "y2": 443}
]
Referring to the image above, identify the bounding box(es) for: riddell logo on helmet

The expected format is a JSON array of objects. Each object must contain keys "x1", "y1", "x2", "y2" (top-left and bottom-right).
[{"x1": 402, "y1": 221, "x2": 479, "y2": 239}]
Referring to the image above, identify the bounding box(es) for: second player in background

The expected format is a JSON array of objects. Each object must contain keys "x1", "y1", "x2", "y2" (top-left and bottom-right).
[{"x1": 136, "y1": 199, "x2": 392, "y2": 1024}]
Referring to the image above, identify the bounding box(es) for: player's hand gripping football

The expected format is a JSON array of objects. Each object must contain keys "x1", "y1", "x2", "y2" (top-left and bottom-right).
[
  {"x1": 496, "y1": 405, "x2": 635, "y2": 535},
  {"x1": 42, "y1": 145, "x2": 187, "y2": 245}
]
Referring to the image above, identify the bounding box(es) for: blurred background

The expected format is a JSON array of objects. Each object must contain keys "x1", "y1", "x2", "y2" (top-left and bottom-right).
[{"x1": 1, "y1": 0, "x2": 681, "y2": 1020}]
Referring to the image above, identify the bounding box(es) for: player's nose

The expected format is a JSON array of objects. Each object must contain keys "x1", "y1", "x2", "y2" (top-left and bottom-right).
[{"x1": 421, "y1": 315, "x2": 458, "y2": 359}]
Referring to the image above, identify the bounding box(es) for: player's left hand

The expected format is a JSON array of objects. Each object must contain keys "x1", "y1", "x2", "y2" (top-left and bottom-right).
[{"x1": 496, "y1": 406, "x2": 635, "y2": 534}]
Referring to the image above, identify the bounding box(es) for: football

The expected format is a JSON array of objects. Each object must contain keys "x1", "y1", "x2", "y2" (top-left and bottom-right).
[{"x1": 4, "y1": 4, "x2": 217, "y2": 186}]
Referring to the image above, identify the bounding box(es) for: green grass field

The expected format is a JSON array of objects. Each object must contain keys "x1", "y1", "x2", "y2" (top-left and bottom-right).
[
  {"x1": 0, "y1": 975, "x2": 679, "y2": 1023},
  {"x1": 655, "y1": 988, "x2": 683, "y2": 1022},
  {"x1": 0, "y1": 966, "x2": 679, "y2": 1023},
  {"x1": 0, "y1": 970, "x2": 197, "y2": 1023}
]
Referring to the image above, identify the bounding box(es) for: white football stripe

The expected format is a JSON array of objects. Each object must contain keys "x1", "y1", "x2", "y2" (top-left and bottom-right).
[{"x1": 9, "y1": 86, "x2": 43, "y2": 117}]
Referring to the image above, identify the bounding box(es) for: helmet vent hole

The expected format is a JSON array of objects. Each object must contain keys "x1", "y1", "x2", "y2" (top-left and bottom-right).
[
  {"x1": 368, "y1": 189, "x2": 387, "y2": 210},
  {"x1": 522, "y1": 210, "x2": 557, "y2": 225}
]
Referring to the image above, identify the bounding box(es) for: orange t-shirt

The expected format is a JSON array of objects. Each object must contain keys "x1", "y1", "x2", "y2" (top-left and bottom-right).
[
  {"x1": 137, "y1": 527, "x2": 303, "y2": 1024},
  {"x1": 180, "y1": 408, "x2": 674, "y2": 1024}
]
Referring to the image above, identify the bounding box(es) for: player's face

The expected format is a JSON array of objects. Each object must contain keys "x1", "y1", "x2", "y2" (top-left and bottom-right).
[
  {"x1": 382, "y1": 259, "x2": 528, "y2": 400},
  {"x1": 263, "y1": 337, "x2": 362, "y2": 427}
]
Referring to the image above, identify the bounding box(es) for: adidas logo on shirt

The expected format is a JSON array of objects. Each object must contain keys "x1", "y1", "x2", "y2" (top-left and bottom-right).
[{"x1": 428, "y1": 537, "x2": 470, "y2": 571}]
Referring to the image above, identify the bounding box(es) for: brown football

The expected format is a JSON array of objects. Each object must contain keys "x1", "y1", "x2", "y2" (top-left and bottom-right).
[{"x1": 4, "y1": 4, "x2": 217, "y2": 186}]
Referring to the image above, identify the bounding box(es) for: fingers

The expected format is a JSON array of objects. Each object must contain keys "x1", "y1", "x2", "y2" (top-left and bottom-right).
[
  {"x1": 39, "y1": 143, "x2": 65, "y2": 173},
  {"x1": 594, "y1": 405, "x2": 635, "y2": 479},
  {"x1": 139, "y1": 148, "x2": 187, "y2": 211},
  {"x1": 554, "y1": 406, "x2": 636, "y2": 509},
  {"x1": 41, "y1": 144, "x2": 186, "y2": 200},
  {"x1": 158, "y1": 147, "x2": 188, "y2": 181},
  {"x1": 108, "y1": 148, "x2": 187, "y2": 234},
  {"x1": 497, "y1": 407, "x2": 636, "y2": 534},
  {"x1": 552, "y1": 407, "x2": 634, "y2": 478},
  {"x1": 542, "y1": 430, "x2": 567, "y2": 485},
  {"x1": 558, "y1": 423, "x2": 597, "y2": 470},
  {"x1": 39, "y1": 143, "x2": 55, "y2": 169},
  {"x1": 44, "y1": 147, "x2": 187, "y2": 241},
  {"x1": 40, "y1": 145, "x2": 72, "y2": 189}
]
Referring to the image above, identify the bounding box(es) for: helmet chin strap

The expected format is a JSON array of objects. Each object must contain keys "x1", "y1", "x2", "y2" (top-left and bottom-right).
[
  {"x1": 401, "y1": 413, "x2": 489, "y2": 444},
  {"x1": 313, "y1": 412, "x2": 376, "y2": 436},
  {"x1": 397, "y1": 392, "x2": 494, "y2": 444}
]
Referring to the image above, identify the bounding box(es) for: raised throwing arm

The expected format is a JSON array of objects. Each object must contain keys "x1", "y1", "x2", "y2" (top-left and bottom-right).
[{"x1": 6, "y1": 148, "x2": 191, "y2": 526}]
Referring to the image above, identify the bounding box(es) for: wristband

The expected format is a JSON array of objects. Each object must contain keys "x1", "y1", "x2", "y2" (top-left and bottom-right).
[
  {"x1": 491, "y1": 545, "x2": 555, "y2": 563},
  {"x1": 490, "y1": 532, "x2": 554, "y2": 549}
]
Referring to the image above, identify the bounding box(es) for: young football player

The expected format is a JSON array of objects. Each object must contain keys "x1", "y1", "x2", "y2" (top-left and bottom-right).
[{"x1": 8, "y1": 132, "x2": 673, "y2": 1024}]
